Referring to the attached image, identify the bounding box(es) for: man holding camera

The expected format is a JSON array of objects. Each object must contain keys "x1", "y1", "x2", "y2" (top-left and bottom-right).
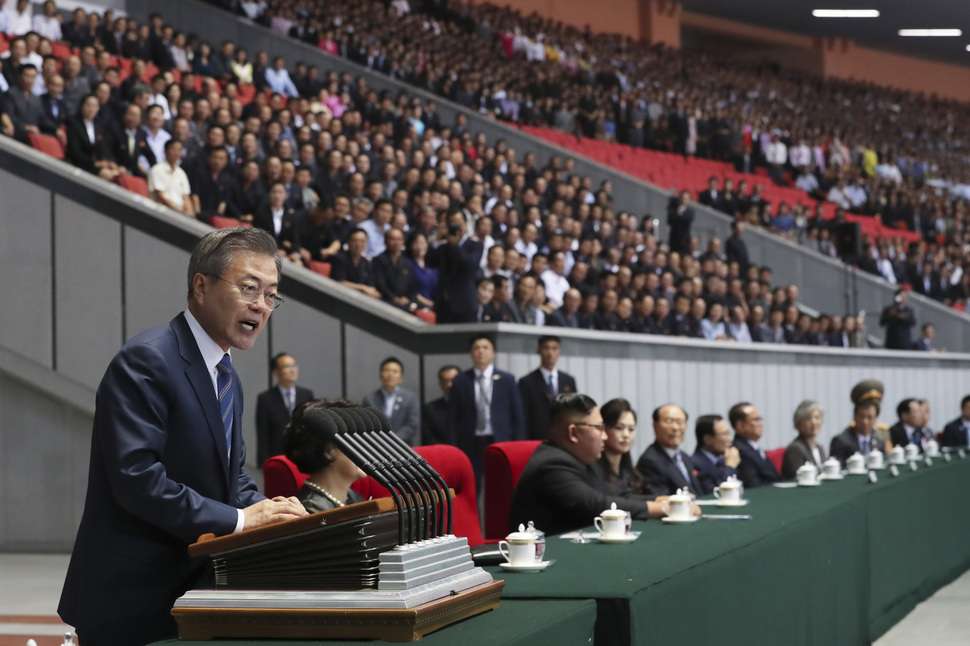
[
  {"x1": 879, "y1": 288, "x2": 916, "y2": 350},
  {"x1": 429, "y1": 211, "x2": 484, "y2": 323}
]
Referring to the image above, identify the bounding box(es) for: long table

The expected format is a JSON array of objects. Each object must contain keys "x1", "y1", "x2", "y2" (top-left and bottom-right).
[
  {"x1": 487, "y1": 455, "x2": 970, "y2": 645},
  {"x1": 154, "y1": 598, "x2": 596, "y2": 645}
]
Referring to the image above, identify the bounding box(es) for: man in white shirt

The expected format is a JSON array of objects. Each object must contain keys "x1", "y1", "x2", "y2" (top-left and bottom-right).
[
  {"x1": 7, "y1": 0, "x2": 32, "y2": 35},
  {"x1": 140, "y1": 104, "x2": 171, "y2": 175},
  {"x1": 540, "y1": 250, "x2": 570, "y2": 308},
  {"x1": 32, "y1": 0, "x2": 61, "y2": 41},
  {"x1": 148, "y1": 139, "x2": 195, "y2": 218},
  {"x1": 764, "y1": 133, "x2": 787, "y2": 185}
]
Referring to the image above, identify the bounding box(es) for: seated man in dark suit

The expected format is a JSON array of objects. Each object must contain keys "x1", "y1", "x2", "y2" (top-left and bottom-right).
[
  {"x1": 509, "y1": 393, "x2": 667, "y2": 535},
  {"x1": 252, "y1": 181, "x2": 305, "y2": 265},
  {"x1": 447, "y1": 334, "x2": 526, "y2": 486},
  {"x1": 255, "y1": 352, "x2": 314, "y2": 466},
  {"x1": 889, "y1": 397, "x2": 931, "y2": 454},
  {"x1": 729, "y1": 402, "x2": 781, "y2": 488},
  {"x1": 190, "y1": 145, "x2": 235, "y2": 224},
  {"x1": 373, "y1": 228, "x2": 418, "y2": 313},
  {"x1": 830, "y1": 398, "x2": 885, "y2": 466},
  {"x1": 692, "y1": 414, "x2": 741, "y2": 495},
  {"x1": 518, "y1": 335, "x2": 577, "y2": 440},
  {"x1": 636, "y1": 404, "x2": 703, "y2": 496},
  {"x1": 941, "y1": 395, "x2": 970, "y2": 448},
  {"x1": 330, "y1": 228, "x2": 382, "y2": 300},
  {"x1": 422, "y1": 365, "x2": 460, "y2": 445},
  {"x1": 362, "y1": 357, "x2": 421, "y2": 446}
]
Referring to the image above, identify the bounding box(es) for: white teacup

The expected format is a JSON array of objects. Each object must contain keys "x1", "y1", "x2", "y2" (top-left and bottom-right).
[
  {"x1": 499, "y1": 525, "x2": 538, "y2": 567},
  {"x1": 822, "y1": 457, "x2": 841, "y2": 477},
  {"x1": 889, "y1": 445, "x2": 905, "y2": 464},
  {"x1": 926, "y1": 439, "x2": 940, "y2": 458},
  {"x1": 905, "y1": 443, "x2": 920, "y2": 460},
  {"x1": 796, "y1": 462, "x2": 819, "y2": 485},
  {"x1": 594, "y1": 502, "x2": 628, "y2": 539},
  {"x1": 866, "y1": 451, "x2": 884, "y2": 469},
  {"x1": 713, "y1": 478, "x2": 743, "y2": 503},
  {"x1": 846, "y1": 452, "x2": 865, "y2": 472},
  {"x1": 661, "y1": 490, "x2": 693, "y2": 520}
]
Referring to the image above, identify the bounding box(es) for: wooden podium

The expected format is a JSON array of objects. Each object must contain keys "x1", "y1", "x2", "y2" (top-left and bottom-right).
[{"x1": 173, "y1": 497, "x2": 504, "y2": 641}]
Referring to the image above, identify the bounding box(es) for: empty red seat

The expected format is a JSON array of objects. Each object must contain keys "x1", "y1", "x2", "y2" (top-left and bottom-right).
[
  {"x1": 115, "y1": 174, "x2": 148, "y2": 197},
  {"x1": 482, "y1": 440, "x2": 542, "y2": 539},
  {"x1": 209, "y1": 216, "x2": 248, "y2": 229},
  {"x1": 27, "y1": 132, "x2": 64, "y2": 159},
  {"x1": 414, "y1": 308, "x2": 435, "y2": 324},
  {"x1": 306, "y1": 260, "x2": 332, "y2": 278}
]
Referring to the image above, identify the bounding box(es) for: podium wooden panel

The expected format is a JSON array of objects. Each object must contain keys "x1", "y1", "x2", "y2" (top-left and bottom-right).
[{"x1": 171, "y1": 580, "x2": 504, "y2": 641}]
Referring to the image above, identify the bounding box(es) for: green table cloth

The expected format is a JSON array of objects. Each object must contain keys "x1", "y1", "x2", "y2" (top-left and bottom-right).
[{"x1": 488, "y1": 456, "x2": 970, "y2": 645}]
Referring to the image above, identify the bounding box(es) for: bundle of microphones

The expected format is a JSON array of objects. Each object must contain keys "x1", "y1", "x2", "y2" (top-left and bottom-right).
[{"x1": 302, "y1": 406, "x2": 454, "y2": 546}]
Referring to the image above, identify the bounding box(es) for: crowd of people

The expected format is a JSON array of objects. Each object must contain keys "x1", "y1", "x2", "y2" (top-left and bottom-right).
[{"x1": 0, "y1": 1, "x2": 943, "y2": 348}]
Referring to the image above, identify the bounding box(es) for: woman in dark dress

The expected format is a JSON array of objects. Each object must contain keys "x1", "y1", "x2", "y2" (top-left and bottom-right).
[
  {"x1": 593, "y1": 398, "x2": 647, "y2": 496},
  {"x1": 282, "y1": 399, "x2": 367, "y2": 513},
  {"x1": 405, "y1": 231, "x2": 437, "y2": 310},
  {"x1": 781, "y1": 400, "x2": 828, "y2": 479}
]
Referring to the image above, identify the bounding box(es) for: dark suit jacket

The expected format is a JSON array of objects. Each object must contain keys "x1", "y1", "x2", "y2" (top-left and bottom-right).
[
  {"x1": 105, "y1": 126, "x2": 154, "y2": 178},
  {"x1": 636, "y1": 442, "x2": 702, "y2": 496},
  {"x1": 422, "y1": 396, "x2": 449, "y2": 445},
  {"x1": 691, "y1": 449, "x2": 738, "y2": 496},
  {"x1": 733, "y1": 438, "x2": 781, "y2": 488},
  {"x1": 362, "y1": 387, "x2": 421, "y2": 446},
  {"x1": 252, "y1": 206, "x2": 303, "y2": 256},
  {"x1": 781, "y1": 436, "x2": 828, "y2": 480},
  {"x1": 518, "y1": 368, "x2": 577, "y2": 441},
  {"x1": 879, "y1": 304, "x2": 916, "y2": 350},
  {"x1": 509, "y1": 442, "x2": 652, "y2": 536},
  {"x1": 39, "y1": 94, "x2": 67, "y2": 135},
  {"x1": 65, "y1": 117, "x2": 109, "y2": 174},
  {"x1": 255, "y1": 384, "x2": 314, "y2": 465},
  {"x1": 428, "y1": 238, "x2": 483, "y2": 323},
  {"x1": 447, "y1": 366, "x2": 525, "y2": 482},
  {"x1": 941, "y1": 417, "x2": 970, "y2": 448},
  {"x1": 58, "y1": 314, "x2": 264, "y2": 644},
  {"x1": 889, "y1": 422, "x2": 929, "y2": 454},
  {"x1": 829, "y1": 427, "x2": 885, "y2": 466}
]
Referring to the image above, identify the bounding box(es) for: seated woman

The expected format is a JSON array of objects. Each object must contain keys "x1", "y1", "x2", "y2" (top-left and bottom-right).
[
  {"x1": 781, "y1": 400, "x2": 828, "y2": 479},
  {"x1": 593, "y1": 398, "x2": 648, "y2": 496},
  {"x1": 282, "y1": 399, "x2": 368, "y2": 513}
]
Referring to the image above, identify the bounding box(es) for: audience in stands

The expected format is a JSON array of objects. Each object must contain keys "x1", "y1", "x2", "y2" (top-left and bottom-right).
[{"x1": 0, "y1": 0, "x2": 947, "y2": 348}]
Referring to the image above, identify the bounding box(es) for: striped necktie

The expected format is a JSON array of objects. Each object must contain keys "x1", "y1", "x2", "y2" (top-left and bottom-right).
[{"x1": 217, "y1": 354, "x2": 234, "y2": 465}]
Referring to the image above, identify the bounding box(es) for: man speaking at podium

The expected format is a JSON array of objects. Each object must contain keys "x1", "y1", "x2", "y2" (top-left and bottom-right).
[{"x1": 58, "y1": 228, "x2": 308, "y2": 645}]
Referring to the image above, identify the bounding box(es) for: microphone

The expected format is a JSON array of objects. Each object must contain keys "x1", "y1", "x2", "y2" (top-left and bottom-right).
[
  {"x1": 361, "y1": 408, "x2": 453, "y2": 536},
  {"x1": 303, "y1": 408, "x2": 407, "y2": 545},
  {"x1": 356, "y1": 408, "x2": 438, "y2": 539},
  {"x1": 330, "y1": 408, "x2": 418, "y2": 544}
]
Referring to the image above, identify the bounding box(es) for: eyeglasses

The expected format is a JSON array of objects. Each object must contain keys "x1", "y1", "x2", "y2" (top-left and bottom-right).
[
  {"x1": 209, "y1": 275, "x2": 284, "y2": 310},
  {"x1": 575, "y1": 422, "x2": 606, "y2": 431}
]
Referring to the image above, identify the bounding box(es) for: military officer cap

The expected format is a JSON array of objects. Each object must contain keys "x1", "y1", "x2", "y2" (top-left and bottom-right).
[{"x1": 851, "y1": 379, "x2": 884, "y2": 412}]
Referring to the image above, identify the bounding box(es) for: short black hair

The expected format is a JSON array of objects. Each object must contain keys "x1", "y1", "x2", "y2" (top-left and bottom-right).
[
  {"x1": 550, "y1": 393, "x2": 597, "y2": 428},
  {"x1": 437, "y1": 364, "x2": 460, "y2": 379},
  {"x1": 537, "y1": 335, "x2": 561, "y2": 348},
  {"x1": 468, "y1": 333, "x2": 495, "y2": 350},
  {"x1": 728, "y1": 402, "x2": 752, "y2": 429},
  {"x1": 270, "y1": 352, "x2": 292, "y2": 371},
  {"x1": 282, "y1": 399, "x2": 355, "y2": 474},
  {"x1": 380, "y1": 356, "x2": 403, "y2": 374},
  {"x1": 896, "y1": 398, "x2": 917, "y2": 419},
  {"x1": 695, "y1": 414, "x2": 724, "y2": 447}
]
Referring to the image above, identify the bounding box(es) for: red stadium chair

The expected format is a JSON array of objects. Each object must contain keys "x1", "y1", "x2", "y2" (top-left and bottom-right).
[
  {"x1": 352, "y1": 444, "x2": 484, "y2": 546},
  {"x1": 0, "y1": 33, "x2": 8, "y2": 55},
  {"x1": 51, "y1": 42, "x2": 71, "y2": 61},
  {"x1": 766, "y1": 448, "x2": 785, "y2": 475},
  {"x1": 27, "y1": 132, "x2": 65, "y2": 159},
  {"x1": 414, "y1": 308, "x2": 435, "y2": 324},
  {"x1": 209, "y1": 215, "x2": 249, "y2": 229},
  {"x1": 263, "y1": 455, "x2": 308, "y2": 498},
  {"x1": 482, "y1": 440, "x2": 542, "y2": 539},
  {"x1": 115, "y1": 174, "x2": 148, "y2": 197},
  {"x1": 237, "y1": 84, "x2": 256, "y2": 105},
  {"x1": 306, "y1": 260, "x2": 332, "y2": 278}
]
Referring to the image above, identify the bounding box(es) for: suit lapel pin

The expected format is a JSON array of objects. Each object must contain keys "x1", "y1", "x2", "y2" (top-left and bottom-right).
[{"x1": 493, "y1": 375, "x2": 501, "y2": 381}]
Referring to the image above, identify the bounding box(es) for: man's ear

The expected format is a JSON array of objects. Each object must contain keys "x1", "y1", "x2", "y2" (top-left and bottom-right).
[{"x1": 191, "y1": 273, "x2": 207, "y2": 301}]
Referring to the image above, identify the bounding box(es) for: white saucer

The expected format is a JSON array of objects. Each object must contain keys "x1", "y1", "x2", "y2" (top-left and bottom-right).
[
  {"x1": 888, "y1": 460, "x2": 906, "y2": 466},
  {"x1": 847, "y1": 468, "x2": 868, "y2": 476},
  {"x1": 662, "y1": 516, "x2": 700, "y2": 524},
  {"x1": 869, "y1": 465, "x2": 886, "y2": 470},
  {"x1": 798, "y1": 481, "x2": 822, "y2": 486},
  {"x1": 716, "y1": 499, "x2": 749, "y2": 507},
  {"x1": 597, "y1": 533, "x2": 639, "y2": 544},
  {"x1": 499, "y1": 559, "x2": 555, "y2": 573},
  {"x1": 819, "y1": 473, "x2": 844, "y2": 480}
]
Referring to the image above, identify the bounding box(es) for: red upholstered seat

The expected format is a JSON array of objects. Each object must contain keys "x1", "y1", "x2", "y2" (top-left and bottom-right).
[
  {"x1": 27, "y1": 132, "x2": 65, "y2": 159},
  {"x1": 263, "y1": 455, "x2": 308, "y2": 498},
  {"x1": 352, "y1": 444, "x2": 484, "y2": 546},
  {"x1": 209, "y1": 215, "x2": 249, "y2": 229},
  {"x1": 414, "y1": 308, "x2": 435, "y2": 324},
  {"x1": 306, "y1": 260, "x2": 332, "y2": 277},
  {"x1": 766, "y1": 447, "x2": 785, "y2": 474},
  {"x1": 115, "y1": 174, "x2": 148, "y2": 197},
  {"x1": 482, "y1": 440, "x2": 542, "y2": 539}
]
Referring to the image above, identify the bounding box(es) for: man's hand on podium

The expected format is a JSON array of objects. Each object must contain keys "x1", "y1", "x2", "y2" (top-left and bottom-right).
[{"x1": 243, "y1": 496, "x2": 308, "y2": 530}]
